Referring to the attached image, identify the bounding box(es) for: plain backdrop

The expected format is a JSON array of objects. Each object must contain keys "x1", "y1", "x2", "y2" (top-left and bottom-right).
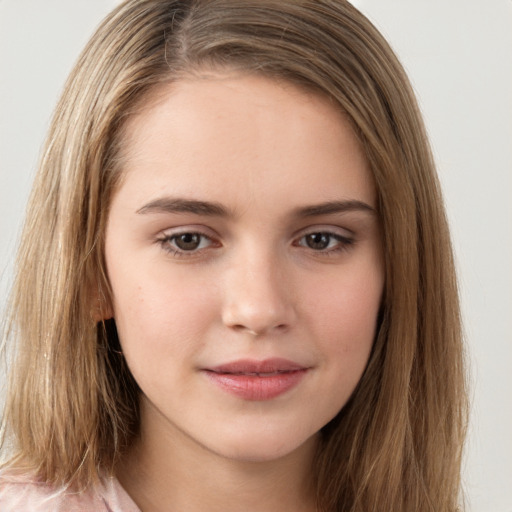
[{"x1": 1, "y1": 1, "x2": 511, "y2": 510}]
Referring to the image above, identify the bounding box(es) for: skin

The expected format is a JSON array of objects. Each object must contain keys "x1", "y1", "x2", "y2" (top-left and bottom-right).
[{"x1": 105, "y1": 72, "x2": 384, "y2": 512}]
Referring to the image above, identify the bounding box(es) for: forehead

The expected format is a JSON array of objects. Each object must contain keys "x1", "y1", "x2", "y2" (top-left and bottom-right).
[{"x1": 116, "y1": 72, "x2": 375, "y2": 213}]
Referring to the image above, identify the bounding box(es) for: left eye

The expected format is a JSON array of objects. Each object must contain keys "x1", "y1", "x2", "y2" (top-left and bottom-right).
[
  {"x1": 162, "y1": 232, "x2": 212, "y2": 252},
  {"x1": 297, "y1": 232, "x2": 349, "y2": 251}
]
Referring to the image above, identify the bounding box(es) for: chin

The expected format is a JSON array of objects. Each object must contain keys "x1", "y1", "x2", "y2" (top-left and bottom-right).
[{"x1": 203, "y1": 427, "x2": 319, "y2": 464}]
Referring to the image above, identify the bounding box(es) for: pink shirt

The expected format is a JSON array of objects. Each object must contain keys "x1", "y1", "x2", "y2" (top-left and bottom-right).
[{"x1": 0, "y1": 473, "x2": 141, "y2": 512}]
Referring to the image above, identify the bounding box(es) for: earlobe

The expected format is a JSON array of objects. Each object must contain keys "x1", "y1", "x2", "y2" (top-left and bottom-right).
[
  {"x1": 92, "y1": 303, "x2": 114, "y2": 323},
  {"x1": 89, "y1": 281, "x2": 114, "y2": 322}
]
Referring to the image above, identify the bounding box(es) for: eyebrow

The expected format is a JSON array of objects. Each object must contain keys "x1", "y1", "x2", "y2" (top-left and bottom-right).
[
  {"x1": 294, "y1": 200, "x2": 377, "y2": 217},
  {"x1": 136, "y1": 198, "x2": 230, "y2": 217},
  {"x1": 136, "y1": 197, "x2": 376, "y2": 218}
]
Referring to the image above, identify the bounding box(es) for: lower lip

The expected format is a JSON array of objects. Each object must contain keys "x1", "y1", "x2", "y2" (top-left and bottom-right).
[{"x1": 203, "y1": 369, "x2": 308, "y2": 401}]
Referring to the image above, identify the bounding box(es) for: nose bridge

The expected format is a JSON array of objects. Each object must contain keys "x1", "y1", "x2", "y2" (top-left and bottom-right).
[{"x1": 222, "y1": 243, "x2": 295, "y2": 335}]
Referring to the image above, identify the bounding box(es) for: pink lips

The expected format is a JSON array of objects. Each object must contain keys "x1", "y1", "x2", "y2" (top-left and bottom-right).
[{"x1": 203, "y1": 358, "x2": 308, "y2": 401}]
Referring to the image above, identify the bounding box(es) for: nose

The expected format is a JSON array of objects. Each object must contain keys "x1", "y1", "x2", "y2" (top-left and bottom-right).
[{"x1": 221, "y1": 252, "x2": 296, "y2": 336}]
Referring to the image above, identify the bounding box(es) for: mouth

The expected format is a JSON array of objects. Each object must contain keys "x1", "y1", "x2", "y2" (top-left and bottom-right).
[{"x1": 202, "y1": 358, "x2": 309, "y2": 401}]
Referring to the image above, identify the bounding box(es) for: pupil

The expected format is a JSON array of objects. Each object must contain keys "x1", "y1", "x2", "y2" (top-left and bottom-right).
[
  {"x1": 176, "y1": 233, "x2": 200, "y2": 250},
  {"x1": 307, "y1": 233, "x2": 329, "y2": 250}
]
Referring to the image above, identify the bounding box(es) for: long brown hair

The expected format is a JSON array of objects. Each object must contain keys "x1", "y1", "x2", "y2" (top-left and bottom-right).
[{"x1": 1, "y1": 1, "x2": 467, "y2": 510}]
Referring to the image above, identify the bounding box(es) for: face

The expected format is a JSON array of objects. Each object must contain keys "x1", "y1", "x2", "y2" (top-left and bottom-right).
[{"x1": 105, "y1": 73, "x2": 383, "y2": 464}]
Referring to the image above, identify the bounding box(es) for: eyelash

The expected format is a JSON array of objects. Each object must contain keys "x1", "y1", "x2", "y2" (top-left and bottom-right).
[{"x1": 157, "y1": 230, "x2": 354, "y2": 258}]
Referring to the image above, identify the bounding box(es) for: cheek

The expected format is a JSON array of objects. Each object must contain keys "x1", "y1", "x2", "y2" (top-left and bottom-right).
[
  {"x1": 110, "y1": 267, "x2": 220, "y2": 358},
  {"x1": 110, "y1": 277, "x2": 217, "y2": 398},
  {"x1": 307, "y1": 265, "x2": 383, "y2": 365}
]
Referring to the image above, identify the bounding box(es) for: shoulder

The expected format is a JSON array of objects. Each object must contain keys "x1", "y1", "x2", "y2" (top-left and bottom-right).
[
  {"x1": 0, "y1": 472, "x2": 140, "y2": 512},
  {"x1": 0, "y1": 472, "x2": 106, "y2": 512}
]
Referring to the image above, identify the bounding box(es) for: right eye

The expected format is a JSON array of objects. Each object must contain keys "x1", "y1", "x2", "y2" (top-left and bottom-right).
[{"x1": 158, "y1": 232, "x2": 215, "y2": 255}]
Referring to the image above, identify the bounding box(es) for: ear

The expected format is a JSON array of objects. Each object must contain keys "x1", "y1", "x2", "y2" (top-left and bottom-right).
[
  {"x1": 89, "y1": 279, "x2": 114, "y2": 323},
  {"x1": 92, "y1": 299, "x2": 114, "y2": 323}
]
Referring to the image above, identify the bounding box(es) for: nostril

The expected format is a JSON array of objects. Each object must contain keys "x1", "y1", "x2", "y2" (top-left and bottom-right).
[
  {"x1": 233, "y1": 324, "x2": 264, "y2": 336},
  {"x1": 230, "y1": 322, "x2": 288, "y2": 336}
]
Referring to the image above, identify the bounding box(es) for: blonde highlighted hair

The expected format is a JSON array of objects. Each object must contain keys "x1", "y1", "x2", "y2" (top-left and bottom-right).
[{"x1": 1, "y1": 1, "x2": 467, "y2": 510}]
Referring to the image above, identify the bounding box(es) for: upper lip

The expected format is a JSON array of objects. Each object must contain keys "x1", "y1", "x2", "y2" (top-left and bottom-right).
[{"x1": 206, "y1": 358, "x2": 308, "y2": 375}]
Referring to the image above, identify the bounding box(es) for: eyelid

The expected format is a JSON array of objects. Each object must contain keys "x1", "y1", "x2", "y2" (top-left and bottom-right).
[
  {"x1": 158, "y1": 223, "x2": 220, "y2": 240},
  {"x1": 293, "y1": 224, "x2": 354, "y2": 239}
]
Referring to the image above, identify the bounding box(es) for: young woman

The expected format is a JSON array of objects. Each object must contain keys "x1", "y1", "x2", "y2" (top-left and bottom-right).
[{"x1": 0, "y1": 1, "x2": 467, "y2": 511}]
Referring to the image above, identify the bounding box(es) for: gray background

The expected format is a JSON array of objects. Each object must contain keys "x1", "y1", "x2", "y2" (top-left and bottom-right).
[{"x1": 1, "y1": 1, "x2": 511, "y2": 510}]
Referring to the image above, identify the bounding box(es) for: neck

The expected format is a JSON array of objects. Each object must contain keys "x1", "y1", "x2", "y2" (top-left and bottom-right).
[{"x1": 116, "y1": 400, "x2": 318, "y2": 512}]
